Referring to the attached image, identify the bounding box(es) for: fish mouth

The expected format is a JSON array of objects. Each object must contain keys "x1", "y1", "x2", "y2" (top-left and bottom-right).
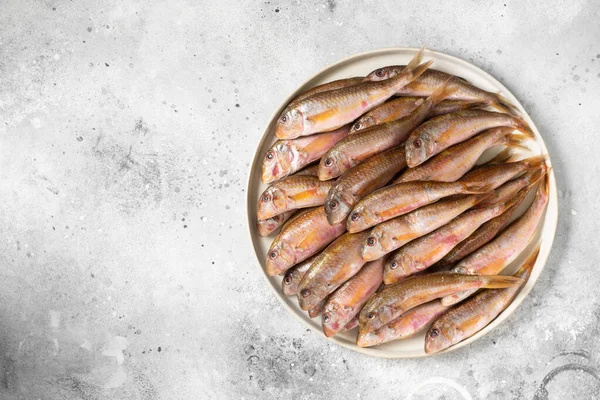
[
  {"x1": 318, "y1": 164, "x2": 337, "y2": 181},
  {"x1": 356, "y1": 332, "x2": 379, "y2": 347},
  {"x1": 325, "y1": 201, "x2": 351, "y2": 225},
  {"x1": 322, "y1": 324, "x2": 336, "y2": 338},
  {"x1": 256, "y1": 206, "x2": 274, "y2": 221},
  {"x1": 424, "y1": 337, "x2": 449, "y2": 354},
  {"x1": 298, "y1": 293, "x2": 316, "y2": 311},
  {"x1": 361, "y1": 246, "x2": 384, "y2": 262}
]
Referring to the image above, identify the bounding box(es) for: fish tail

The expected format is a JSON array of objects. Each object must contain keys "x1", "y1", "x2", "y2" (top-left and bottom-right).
[
  {"x1": 400, "y1": 48, "x2": 433, "y2": 83},
  {"x1": 513, "y1": 116, "x2": 536, "y2": 139},
  {"x1": 481, "y1": 275, "x2": 524, "y2": 289},
  {"x1": 514, "y1": 245, "x2": 541, "y2": 280},
  {"x1": 503, "y1": 133, "x2": 531, "y2": 152},
  {"x1": 427, "y1": 77, "x2": 459, "y2": 106},
  {"x1": 522, "y1": 155, "x2": 548, "y2": 171},
  {"x1": 523, "y1": 164, "x2": 549, "y2": 187},
  {"x1": 488, "y1": 93, "x2": 521, "y2": 116},
  {"x1": 539, "y1": 173, "x2": 550, "y2": 197}
]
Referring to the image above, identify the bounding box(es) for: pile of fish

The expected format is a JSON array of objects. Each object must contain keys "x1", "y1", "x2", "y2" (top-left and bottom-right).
[{"x1": 257, "y1": 49, "x2": 549, "y2": 354}]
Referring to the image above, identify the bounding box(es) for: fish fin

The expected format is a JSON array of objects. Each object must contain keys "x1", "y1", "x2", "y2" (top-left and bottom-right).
[
  {"x1": 487, "y1": 93, "x2": 521, "y2": 115},
  {"x1": 467, "y1": 101, "x2": 491, "y2": 111},
  {"x1": 400, "y1": 48, "x2": 433, "y2": 83},
  {"x1": 498, "y1": 187, "x2": 529, "y2": 211},
  {"x1": 514, "y1": 245, "x2": 540, "y2": 280},
  {"x1": 502, "y1": 133, "x2": 532, "y2": 152},
  {"x1": 496, "y1": 93, "x2": 521, "y2": 116},
  {"x1": 523, "y1": 164, "x2": 549, "y2": 188},
  {"x1": 461, "y1": 180, "x2": 496, "y2": 194},
  {"x1": 481, "y1": 275, "x2": 524, "y2": 289},
  {"x1": 521, "y1": 155, "x2": 548, "y2": 171},
  {"x1": 513, "y1": 116, "x2": 535, "y2": 139},
  {"x1": 427, "y1": 78, "x2": 459, "y2": 106},
  {"x1": 441, "y1": 291, "x2": 471, "y2": 306},
  {"x1": 540, "y1": 173, "x2": 550, "y2": 196}
]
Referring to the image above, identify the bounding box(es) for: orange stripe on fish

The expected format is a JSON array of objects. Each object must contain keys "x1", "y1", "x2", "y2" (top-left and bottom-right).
[{"x1": 307, "y1": 108, "x2": 339, "y2": 124}]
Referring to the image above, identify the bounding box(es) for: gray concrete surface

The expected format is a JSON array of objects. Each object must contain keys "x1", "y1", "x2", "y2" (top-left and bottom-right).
[{"x1": 0, "y1": 0, "x2": 599, "y2": 399}]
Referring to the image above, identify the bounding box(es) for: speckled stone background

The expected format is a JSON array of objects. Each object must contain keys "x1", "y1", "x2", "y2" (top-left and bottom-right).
[{"x1": 0, "y1": 0, "x2": 599, "y2": 399}]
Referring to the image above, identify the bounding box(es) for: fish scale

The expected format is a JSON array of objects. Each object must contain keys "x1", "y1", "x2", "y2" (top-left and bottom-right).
[
  {"x1": 266, "y1": 207, "x2": 346, "y2": 276},
  {"x1": 362, "y1": 194, "x2": 485, "y2": 262},
  {"x1": 441, "y1": 178, "x2": 549, "y2": 306},
  {"x1": 358, "y1": 272, "x2": 524, "y2": 335},
  {"x1": 425, "y1": 248, "x2": 538, "y2": 354},
  {"x1": 324, "y1": 144, "x2": 407, "y2": 225},
  {"x1": 384, "y1": 191, "x2": 526, "y2": 284},
  {"x1": 405, "y1": 109, "x2": 532, "y2": 167},
  {"x1": 276, "y1": 50, "x2": 433, "y2": 139},
  {"x1": 297, "y1": 231, "x2": 370, "y2": 311},
  {"x1": 347, "y1": 179, "x2": 490, "y2": 233},
  {"x1": 318, "y1": 79, "x2": 456, "y2": 181},
  {"x1": 257, "y1": 175, "x2": 335, "y2": 220},
  {"x1": 321, "y1": 258, "x2": 384, "y2": 337}
]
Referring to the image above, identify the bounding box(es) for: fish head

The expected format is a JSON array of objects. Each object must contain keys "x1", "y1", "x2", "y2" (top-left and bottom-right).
[
  {"x1": 405, "y1": 132, "x2": 435, "y2": 167},
  {"x1": 321, "y1": 304, "x2": 346, "y2": 337},
  {"x1": 324, "y1": 187, "x2": 354, "y2": 225},
  {"x1": 318, "y1": 149, "x2": 349, "y2": 180},
  {"x1": 257, "y1": 214, "x2": 283, "y2": 237},
  {"x1": 282, "y1": 269, "x2": 300, "y2": 296},
  {"x1": 298, "y1": 283, "x2": 325, "y2": 311},
  {"x1": 424, "y1": 322, "x2": 456, "y2": 354},
  {"x1": 261, "y1": 141, "x2": 295, "y2": 183},
  {"x1": 361, "y1": 230, "x2": 387, "y2": 262},
  {"x1": 359, "y1": 298, "x2": 396, "y2": 335},
  {"x1": 265, "y1": 241, "x2": 295, "y2": 276},
  {"x1": 349, "y1": 116, "x2": 374, "y2": 134},
  {"x1": 346, "y1": 205, "x2": 376, "y2": 233},
  {"x1": 257, "y1": 186, "x2": 288, "y2": 220},
  {"x1": 275, "y1": 106, "x2": 304, "y2": 139},
  {"x1": 384, "y1": 252, "x2": 418, "y2": 284},
  {"x1": 356, "y1": 330, "x2": 384, "y2": 347},
  {"x1": 365, "y1": 66, "x2": 402, "y2": 81}
]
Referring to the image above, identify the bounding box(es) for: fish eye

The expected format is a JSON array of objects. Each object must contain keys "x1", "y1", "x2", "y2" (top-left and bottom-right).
[
  {"x1": 375, "y1": 69, "x2": 385, "y2": 77},
  {"x1": 284, "y1": 275, "x2": 292, "y2": 284},
  {"x1": 350, "y1": 212, "x2": 360, "y2": 222},
  {"x1": 353, "y1": 123, "x2": 361, "y2": 130},
  {"x1": 300, "y1": 288, "x2": 311, "y2": 298},
  {"x1": 390, "y1": 261, "x2": 398, "y2": 269},
  {"x1": 429, "y1": 328, "x2": 439, "y2": 338},
  {"x1": 367, "y1": 312, "x2": 375, "y2": 319},
  {"x1": 323, "y1": 313, "x2": 330, "y2": 323},
  {"x1": 269, "y1": 251, "x2": 278, "y2": 260},
  {"x1": 366, "y1": 237, "x2": 376, "y2": 246},
  {"x1": 413, "y1": 139, "x2": 422, "y2": 148},
  {"x1": 280, "y1": 115, "x2": 287, "y2": 123},
  {"x1": 261, "y1": 193, "x2": 271, "y2": 202},
  {"x1": 266, "y1": 150, "x2": 274, "y2": 160},
  {"x1": 324, "y1": 157, "x2": 333, "y2": 167},
  {"x1": 329, "y1": 200, "x2": 338, "y2": 210}
]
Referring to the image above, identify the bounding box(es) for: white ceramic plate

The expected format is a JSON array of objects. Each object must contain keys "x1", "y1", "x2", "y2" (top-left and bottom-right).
[{"x1": 246, "y1": 48, "x2": 557, "y2": 358}]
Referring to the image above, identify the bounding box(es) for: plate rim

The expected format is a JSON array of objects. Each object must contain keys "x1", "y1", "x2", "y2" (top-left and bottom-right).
[{"x1": 245, "y1": 47, "x2": 558, "y2": 358}]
